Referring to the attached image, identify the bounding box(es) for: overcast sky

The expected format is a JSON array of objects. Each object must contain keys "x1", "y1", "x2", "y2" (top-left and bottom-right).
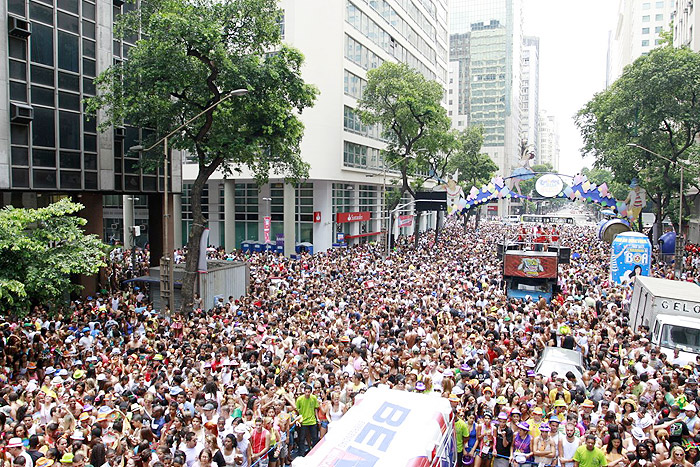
[{"x1": 522, "y1": 0, "x2": 619, "y2": 175}]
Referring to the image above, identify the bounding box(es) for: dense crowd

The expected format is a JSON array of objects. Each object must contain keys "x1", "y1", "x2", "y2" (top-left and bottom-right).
[{"x1": 2, "y1": 219, "x2": 700, "y2": 467}]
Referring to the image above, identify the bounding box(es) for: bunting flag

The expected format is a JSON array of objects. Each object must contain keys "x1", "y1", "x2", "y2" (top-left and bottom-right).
[{"x1": 458, "y1": 173, "x2": 629, "y2": 219}]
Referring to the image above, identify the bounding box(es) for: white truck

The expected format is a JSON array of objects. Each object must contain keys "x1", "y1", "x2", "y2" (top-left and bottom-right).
[
  {"x1": 292, "y1": 387, "x2": 457, "y2": 467},
  {"x1": 630, "y1": 276, "x2": 700, "y2": 365}
]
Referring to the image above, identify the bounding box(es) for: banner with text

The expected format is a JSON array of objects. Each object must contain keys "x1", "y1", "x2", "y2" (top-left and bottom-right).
[{"x1": 336, "y1": 211, "x2": 371, "y2": 223}]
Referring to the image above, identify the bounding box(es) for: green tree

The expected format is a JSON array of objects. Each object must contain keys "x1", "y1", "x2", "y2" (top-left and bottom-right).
[
  {"x1": 575, "y1": 45, "x2": 700, "y2": 236},
  {"x1": 446, "y1": 126, "x2": 494, "y2": 188},
  {"x1": 520, "y1": 163, "x2": 553, "y2": 198},
  {"x1": 581, "y1": 167, "x2": 628, "y2": 201},
  {"x1": 86, "y1": 0, "x2": 317, "y2": 312},
  {"x1": 358, "y1": 62, "x2": 451, "y2": 207},
  {"x1": 443, "y1": 126, "x2": 493, "y2": 227},
  {"x1": 0, "y1": 199, "x2": 107, "y2": 315}
]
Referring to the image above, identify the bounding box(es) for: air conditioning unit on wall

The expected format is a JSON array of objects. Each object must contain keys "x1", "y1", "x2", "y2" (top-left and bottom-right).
[{"x1": 8, "y1": 16, "x2": 31, "y2": 38}]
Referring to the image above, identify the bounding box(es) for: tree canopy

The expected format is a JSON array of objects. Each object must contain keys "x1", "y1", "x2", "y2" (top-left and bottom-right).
[
  {"x1": 446, "y1": 126, "x2": 494, "y2": 189},
  {"x1": 0, "y1": 199, "x2": 107, "y2": 315},
  {"x1": 575, "y1": 45, "x2": 700, "y2": 232},
  {"x1": 358, "y1": 62, "x2": 451, "y2": 206},
  {"x1": 86, "y1": 0, "x2": 317, "y2": 311}
]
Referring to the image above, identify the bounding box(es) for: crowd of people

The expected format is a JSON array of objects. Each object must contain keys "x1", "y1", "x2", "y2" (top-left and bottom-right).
[{"x1": 1, "y1": 218, "x2": 700, "y2": 467}]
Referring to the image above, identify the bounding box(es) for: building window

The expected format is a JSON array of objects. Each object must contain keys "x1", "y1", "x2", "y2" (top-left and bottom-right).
[
  {"x1": 642, "y1": 15, "x2": 650, "y2": 22},
  {"x1": 655, "y1": 1, "x2": 664, "y2": 6},
  {"x1": 642, "y1": 2, "x2": 651, "y2": 9},
  {"x1": 655, "y1": 26, "x2": 662, "y2": 33},
  {"x1": 642, "y1": 27, "x2": 650, "y2": 34},
  {"x1": 295, "y1": 182, "x2": 313, "y2": 242},
  {"x1": 642, "y1": 40, "x2": 650, "y2": 46},
  {"x1": 655, "y1": 14, "x2": 663, "y2": 21}
]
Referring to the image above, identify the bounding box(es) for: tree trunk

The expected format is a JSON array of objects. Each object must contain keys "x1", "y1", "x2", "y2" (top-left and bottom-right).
[
  {"x1": 414, "y1": 211, "x2": 421, "y2": 249},
  {"x1": 434, "y1": 211, "x2": 441, "y2": 245},
  {"x1": 654, "y1": 194, "x2": 663, "y2": 244},
  {"x1": 180, "y1": 159, "x2": 221, "y2": 314}
]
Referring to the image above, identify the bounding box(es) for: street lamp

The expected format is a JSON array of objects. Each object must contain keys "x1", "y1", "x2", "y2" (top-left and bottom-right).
[
  {"x1": 130, "y1": 88, "x2": 248, "y2": 313},
  {"x1": 627, "y1": 143, "x2": 689, "y2": 273},
  {"x1": 365, "y1": 154, "x2": 416, "y2": 256},
  {"x1": 126, "y1": 196, "x2": 139, "y2": 275}
]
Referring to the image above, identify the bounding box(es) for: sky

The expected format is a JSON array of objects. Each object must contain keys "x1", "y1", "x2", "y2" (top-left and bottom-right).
[{"x1": 522, "y1": 0, "x2": 619, "y2": 175}]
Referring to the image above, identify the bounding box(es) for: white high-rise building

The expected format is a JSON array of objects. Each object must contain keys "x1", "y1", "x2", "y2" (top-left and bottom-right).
[
  {"x1": 179, "y1": 0, "x2": 449, "y2": 253},
  {"x1": 612, "y1": 0, "x2": 674, "y2": 80},
  {"x1": 673, "y1": 0, "x2": 700, "y2": 50},
  {"x1": 537, "y1": 112, "x2": 560, "y2": 172},
  {"x1": 521, "y1": 36, "x2": 540, "y2": 158}
]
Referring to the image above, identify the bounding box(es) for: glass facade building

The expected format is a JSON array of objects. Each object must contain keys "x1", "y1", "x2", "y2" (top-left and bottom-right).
[
  {"x1": 448, "y1": 0, "x2": 522, "y2": 176},
  {"x1": 0, "y1": 0, "x2": 182, "y2": 194}
]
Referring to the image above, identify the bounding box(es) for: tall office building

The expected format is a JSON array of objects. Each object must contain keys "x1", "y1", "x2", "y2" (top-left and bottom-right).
[
  {"x1": 181, "y1": 0, "x2": 450, "y2": 252},
  {"x1": 674, "y1": 0, "x2": 700, "y2": 50},
  {"x1": 0, "y1": 0, "x2": 182, "y2": 289},
  {"x1": 537, "y1": 111, "x2": 560, "y2": 172},
  {"x1": 612, "y1": 0, "x2": 674, "y2": 80},
  {"x1": 520, "y1": 36, "x2": 539, "y2": 158},
  {"x1": 448, "y1": 0, "x2": 523, "y2": 180}
]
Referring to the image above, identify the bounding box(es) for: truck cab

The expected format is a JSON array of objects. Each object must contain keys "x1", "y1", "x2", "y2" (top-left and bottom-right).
[
  {"x1": 652, "y1": 315, "x2": 700, "y2": 365},
  {"x1": 630, "y1": 276, "x2": 700, "y2": 366}
]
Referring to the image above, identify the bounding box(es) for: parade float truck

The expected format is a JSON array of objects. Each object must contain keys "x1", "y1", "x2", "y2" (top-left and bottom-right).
[
  {"x1": 630, "y1": 276, "x2": 700, "y2": 365},
  {"x1": 292, "y1": 387, "x2": 457, "y2": 467},
  {"x1": 503, "y1": 250, "x2": 559, "y2": 303}
]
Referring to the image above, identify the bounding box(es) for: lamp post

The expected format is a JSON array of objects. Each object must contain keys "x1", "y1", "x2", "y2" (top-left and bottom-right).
[
  {"x1": 130, "y1": 88, "x2": 248, "y2": 313},
  {"x1": 627, "y1": 143, "x2": 689, "y2": 273},
  {"x1": 366, "y1": 154, "x2": 415, "y2": 257},
  {"x1": 126, "y1": 196, "x2": 139, "y2": 276}
]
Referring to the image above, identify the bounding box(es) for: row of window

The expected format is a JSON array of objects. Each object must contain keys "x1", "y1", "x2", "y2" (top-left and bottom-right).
[
  {"x1": 345, "y1": 34, "x2": 383, "y2": 71},
  {"x1": 344, "y1": 69, "x2": 367, "y2": 99},
  {"x1": 642, "y1": 26, "x2": 663, "y2": 34},
  {"x1": 642, "y1": 14, "x2": 664, "y2": 22},
  {"x1": 642, "y1": 1, "x2": 666, "y2": 9},
  {"x1": 343, "y1": 141, "x2": 383, "y2": 170},
  {"x1": 347, "y1": 0, "x2": 436, "y2": 66},
  {"x1": 343, "y1": 106, "x2": 385, "y2": 141},
  {"x1": 345, "y1": 2, "x2": 439, "y2": 83},
  {"x1": 642, "y1": 39, "x2": 664, "y2": 46}
]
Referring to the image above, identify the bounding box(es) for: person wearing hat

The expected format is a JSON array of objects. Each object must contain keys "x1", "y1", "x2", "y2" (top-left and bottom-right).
[
  {"x1": 7, "y1": 437, "x2": 33, "y2": 467},
  {"x1": 526, "y1": 407, "x2": 544, "y2": 438},
  {"x1": 533, "y1": 424, "x2": 555, "y2": 466},
  {"x1": 682, "y1": 403, "x2": 699, "y2": 435},
  {"x1": 494, "y1": 412, "x2": 513, "y2": 467},
  {"x1": 512, "y1": 422, "x2": 533, "y2": 467}
]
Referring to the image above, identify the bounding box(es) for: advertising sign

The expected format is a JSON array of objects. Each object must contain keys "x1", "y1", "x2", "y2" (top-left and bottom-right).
[
  {"x1": 504, "y1": 252, "x2": 558, "y2": 279},
  {"x1": 535, "y1": 174, "x2": 564, "y2": 198},
  {"x1": 263, "y1": 216, "x2": 271, "y2": 243},
  {"x1": 397, "y1": 215, "x2": 413, "y2": 228},
  {"x1": 610, "y1": 231, "x2": 651, "y2": 284},
  {"x1": 336, "y1": 232, "x2": 345, "y2": 243},
  {"x1": 336, "y1": 211, "x2": 371, "y2": 223}
]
